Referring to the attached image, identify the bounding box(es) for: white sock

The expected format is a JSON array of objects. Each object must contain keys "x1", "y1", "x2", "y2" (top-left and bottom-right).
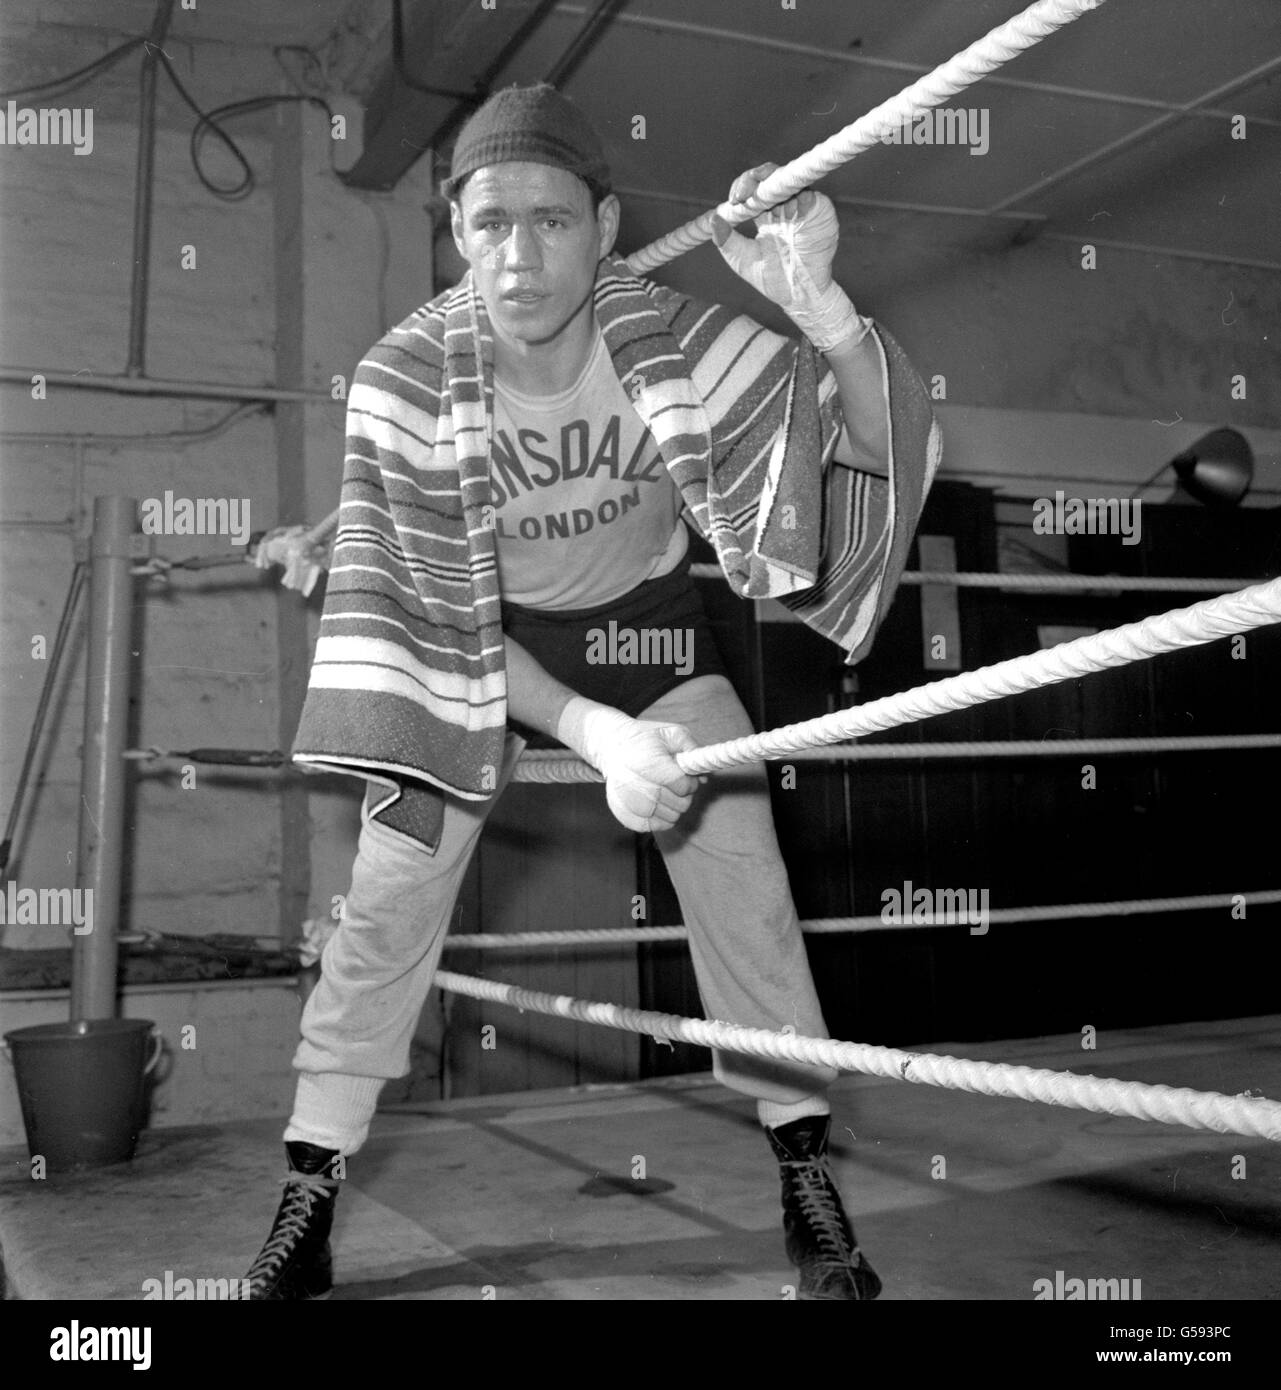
[
  {"x1": 284, "y1": 1072, "x2": 384, "y2": 1155},
  {"x1": 757, "y1": 1094, "x2": 831, "y2": 1130}
]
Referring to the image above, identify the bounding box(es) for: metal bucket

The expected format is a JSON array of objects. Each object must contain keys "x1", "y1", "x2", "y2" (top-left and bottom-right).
[{"x1": 4, "y1": 1018, "x2": 162, "y2": 1171}]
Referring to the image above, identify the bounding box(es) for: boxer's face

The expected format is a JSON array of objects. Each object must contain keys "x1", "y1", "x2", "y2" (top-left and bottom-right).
[{"x1": 452, "y1": 162, "x2": 619, "y2": 360}]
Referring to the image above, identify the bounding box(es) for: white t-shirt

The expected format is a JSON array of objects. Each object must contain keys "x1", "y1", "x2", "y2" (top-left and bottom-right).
[{"x1": 491, "y1": 328, "x2": 688, "y2": 609}]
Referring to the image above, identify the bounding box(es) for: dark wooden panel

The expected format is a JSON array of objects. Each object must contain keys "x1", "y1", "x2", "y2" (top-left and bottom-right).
[
  {"x1": 446, "y1": 780, "x2": 640, "y2": 1097},
  {"x1": 344, "y1": 0, "x2": 560, "y2": 191},
  {"x1": 638, "y1": 483, "x2": 1281, "y2": 1069}
]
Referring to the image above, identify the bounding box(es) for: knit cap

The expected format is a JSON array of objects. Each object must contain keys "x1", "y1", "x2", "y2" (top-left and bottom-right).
[{"x1": 441, "y1": 83, "x2": 610, "y2": 200}]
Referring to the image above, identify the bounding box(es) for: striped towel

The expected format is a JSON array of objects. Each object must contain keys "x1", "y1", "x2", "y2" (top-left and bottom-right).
[{"x1": 292, "y1": 252, "x2": 941, "y2": 850}]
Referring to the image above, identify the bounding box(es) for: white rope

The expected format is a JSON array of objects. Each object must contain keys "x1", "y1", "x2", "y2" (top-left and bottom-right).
[
  {"x1": 689, "y1": 564, "x2": 1260, "y2": 593},
  {"x1": 625, "y1": 0, "x2": 1108, "y2": 273},
  {"x1": 434, "y1": 970, "x2": 1281, "y2": 1142},
  {"x1": 303, "y1": 506, "x2": 341, "y2": 547},
  {"x1": 511, "y1": 733, "x2": 1281, "y2": 781},
  {"x1": 440, "y1": 890, "x2": 1281, "y2": 951},
  {"x1": 255, "y1": 526, "x2": 1260, "y2": 596},
  {"x1": 286, "y1": 544, "x2": 1257, "y2": 595},
  {"x1": 674, "y1": 578, "x2": 1281, "y2": 776},
  {"x1": 899, "y1": 571, "x2": 1255, "y2": 594},
  {"x1": 123, "y1": 733, "x2": 1280, "y2": 781},
  {"x1": 771, "y1": 734, "x2": 1281, "y2": 759},
  {"x1": 512, "y1": 756, "x2": 603, "y2": 783}
]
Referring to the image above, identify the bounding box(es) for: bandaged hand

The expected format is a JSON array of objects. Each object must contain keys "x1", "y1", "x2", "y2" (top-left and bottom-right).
[
  {"x1": 711, "y1": 164, "x2": 869, "y2": 353},
  {"x1": 250, "y1": 525, "x2": 328, "y2": 597},
  {"x1": 556, "y1": 696, "x2": 700, "y2": 833}
]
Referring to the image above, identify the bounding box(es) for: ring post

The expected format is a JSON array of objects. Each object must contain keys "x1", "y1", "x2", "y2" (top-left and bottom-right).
[{"x1": 71, "y1": 495, "x2": 137, "y2": 1022}]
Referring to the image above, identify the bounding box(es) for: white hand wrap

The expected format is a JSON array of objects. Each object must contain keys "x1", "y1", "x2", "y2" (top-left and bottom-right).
[
  {"x1": 786, "y1": 279, "x2": 870, "y2": 355},
  {"x1": 556, "y1": 697, "x2": 699, "y2": 834},
  {"x1": 717, "y1": 193, "x2": 871, "y2": 353}
]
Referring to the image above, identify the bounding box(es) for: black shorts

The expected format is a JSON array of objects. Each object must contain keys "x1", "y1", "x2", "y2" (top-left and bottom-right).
[{"x1": 501, "y1": 554, "x2": 729, "y2": 748}]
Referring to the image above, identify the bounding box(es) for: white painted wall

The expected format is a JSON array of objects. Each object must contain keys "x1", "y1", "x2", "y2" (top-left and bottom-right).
[
  {"x1": 0, "y1": 979, "x2": 301, "y2": 1148},
  {"x1": 0, "y1": 47, "x2": 434, "y2": 955},
  {"x1": 0, "y1": 21, "x2": 431, "y2": 1130},
  {"x1": 933, "y1": 406, "x2": 1280, "y2": 505}
]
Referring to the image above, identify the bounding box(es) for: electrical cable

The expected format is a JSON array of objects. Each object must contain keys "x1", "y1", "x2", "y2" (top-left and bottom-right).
[
  {"x1": 0, "y1": 34, "x2": 145, "y2": 102},
  {"x1": 155, "y1": 50, "x2": 335, "y2": 201},
  {"x1": 0, "y1": 25, "x2": 338, "y2": 202}
]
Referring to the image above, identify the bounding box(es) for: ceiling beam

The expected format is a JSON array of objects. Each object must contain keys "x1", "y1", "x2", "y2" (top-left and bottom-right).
[
  {"x1": 985, "y1": 53, "x2": 1281, "y2": 213},
  {"x1": 339, "y1": 0, "x2": 559, "y2": 191},
  {"x1": 614, "y1": 183, "x2": 1049, "y2": 228},
  {"x1": 616, "y1": 186, "x2": 1281, "y2": 273},
  {"x1": 565, "y1": 4, "x2": 1281, "y2": 130}
]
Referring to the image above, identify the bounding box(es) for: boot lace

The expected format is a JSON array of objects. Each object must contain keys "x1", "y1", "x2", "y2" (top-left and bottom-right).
[
  {"x1": 246, "y1": 1173, "x2": 337, "y2": 1287},
  {"x1": 782, "y1": 1158, "x2": 852, "y2": 1265}
]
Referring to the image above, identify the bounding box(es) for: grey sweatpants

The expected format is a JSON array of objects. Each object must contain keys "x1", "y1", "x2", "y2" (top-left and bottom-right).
[{"x1": 288, "y1": 674, "x2": 837, "y2": 1152}]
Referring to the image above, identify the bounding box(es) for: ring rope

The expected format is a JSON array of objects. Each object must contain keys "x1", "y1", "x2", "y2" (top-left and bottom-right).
[
  {"x1": 247, "y1": 527, "x2": 1259, "y2": 596},
  {"x1": 117, "y1": 732, "x2": 1281, "y2": 774},
  {"x1": 434, "y1": 969, "x2": 1281, "y2": 1142},
  {"x1": 673, "y1": 578, "x2": 1281, "y2": 776},
  {"x1": 901, "y1": 571, "x2": 1260, "y2": 593},
  {"x1": 440, "y1": 891, "x2": 1281, "y2": 952},
  {"x1": 625, "y1": 0, "x2": 1108, "y2": 273},
  {"x1": 689, "y1": 564, "x2": 1261, "y2": 593},
  {"x1": 511, "y1": 733, "x2": 1281, "y2": 781},
  {"x1": 249, "y1": 524, "x2": 1259, "y2": 597},
  {"x1": 303, "y1": 507, "x2": 341, "y2": 547}
]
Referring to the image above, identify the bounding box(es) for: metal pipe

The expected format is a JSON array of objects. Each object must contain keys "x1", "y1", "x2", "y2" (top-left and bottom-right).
[
  {"x1": 0, "y1": 402, "x2": 269, "y2": 446},
  {"x1": 125, "y1": 0, "x2": 176, "y2": 376},
  {"x1": 71, "y1": 496, "x2": 137, "y2": 1022},
  {"x1": 0, "y1": 368, "x2": 331, "y2": 403},
  {"x1": 544, "y1": 0, "x2": 628, "y2": 86}
]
